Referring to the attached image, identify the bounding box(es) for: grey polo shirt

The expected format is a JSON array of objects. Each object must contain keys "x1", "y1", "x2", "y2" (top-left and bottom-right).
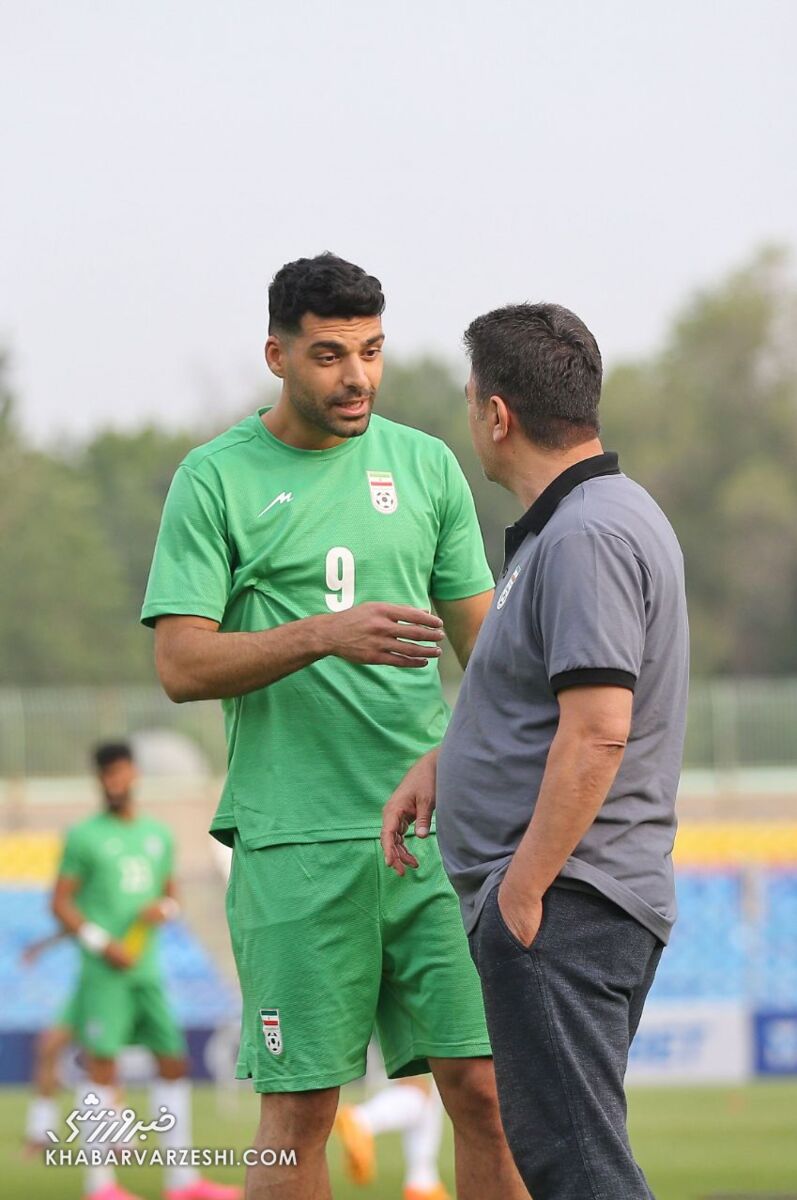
[{"x1": 436, "y1": 452, "x2": 689, "y2": 944}]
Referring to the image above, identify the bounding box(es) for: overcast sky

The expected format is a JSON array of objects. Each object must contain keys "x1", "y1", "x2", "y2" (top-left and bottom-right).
[{"x1": 2, "y1": 1, "x2": 796, "y2": 442}]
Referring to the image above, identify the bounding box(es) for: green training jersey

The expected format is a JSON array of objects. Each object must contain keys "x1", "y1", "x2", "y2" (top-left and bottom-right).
[
  {"x1": 59, "y1": 812, "x2": 174, "y2": 977},
  {"x1": 142, "y1": 408, "x2": 494, "y2": 849}
]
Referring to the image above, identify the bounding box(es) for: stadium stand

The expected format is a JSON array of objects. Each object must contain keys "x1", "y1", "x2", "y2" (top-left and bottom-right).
[
  {"x1": 647, "y1": 824, "x2": 797, "y2": 1005},
  {"x1": 2, "y1": 825, "x2": 796, "y2": 1026}
]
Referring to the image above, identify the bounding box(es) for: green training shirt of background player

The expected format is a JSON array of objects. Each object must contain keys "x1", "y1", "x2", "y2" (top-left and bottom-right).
[
  {"x1": 59, "y1": 813, "x2": 174, "y2": 978},
  {"x1": 142, "y1": 410, "x2": 493, "y2": 849}
]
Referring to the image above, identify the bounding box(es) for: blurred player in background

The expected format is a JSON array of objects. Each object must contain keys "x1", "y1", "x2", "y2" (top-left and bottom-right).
[
  {"x1": 21, "y1": 932, "x2": 79, "y2": 1152},
  {"x1": 143, "y1": 254, "x2": 526, "y2": 1200},
  {"x1": 51, "y1": 741, "x2": 241, "y2": 1200},
  {"x1": 21, "y1": 940, "x2": 126, "y2": 1154},
  {"x1": 336, "y1": 1063, "x2": 449, "y2": 1200}
]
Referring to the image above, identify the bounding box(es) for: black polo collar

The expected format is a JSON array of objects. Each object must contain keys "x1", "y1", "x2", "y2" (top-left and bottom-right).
[{"x1": 503, "y1": 451, "x2": 621, "y2": 572}]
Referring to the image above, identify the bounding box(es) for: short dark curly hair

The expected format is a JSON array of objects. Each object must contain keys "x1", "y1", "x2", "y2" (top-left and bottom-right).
[
  {"x1": 93, "y1": 741, "x2": 134, "y2": 770},
  {"x1": 464, "y1": 303, "x2": 602, "y2": 450},
  {"x1": 268, "y1": 253, "x2": 385, "y2": 335}
]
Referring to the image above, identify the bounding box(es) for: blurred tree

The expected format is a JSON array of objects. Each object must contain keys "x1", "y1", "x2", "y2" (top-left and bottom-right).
[
  {"x1": 0, "y1": 356, "x2": 136, "y2": 683},
  {"x1": 81, "y1": 427, "x2": 196, "y2": 629},
  {"x1": 601, "y1": 246, "x2": 797, "y2": 675},
  {"x1": 2, "y1": 245, "x2": 796, "y2": 684},
  {"x1": 0, "y1": 350, "x2": 16, "y2": 445}
]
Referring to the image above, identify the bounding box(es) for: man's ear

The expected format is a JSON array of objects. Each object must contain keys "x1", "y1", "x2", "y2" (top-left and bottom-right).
[
  {"x1": 265, "y1": 334, "x2": 285, "y2": 379},
  {"x1": 491, "y1": 395, "x2": 511, "y2": 443}
]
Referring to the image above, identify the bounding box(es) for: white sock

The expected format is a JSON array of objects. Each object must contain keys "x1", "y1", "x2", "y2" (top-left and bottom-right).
[
  {"x1": 77, "y1": 1085, "x2": 116, "y2": 1195},
  {"x1": 355, "y1": 1082, "x2": 428, "y2": 1135},
  {"x1": 150, "y1": 1076, "x2": 199, "y2": 1191},
  {"x1": 25, "y1": 1095, "x2": 59, "y2": 1143},
  {"x1": 403, "y1": 1086, "x2": 444, "y2": 1190},
  {"x1": 365, "y1": 1039, "x2": 388, "y2": 1088}
]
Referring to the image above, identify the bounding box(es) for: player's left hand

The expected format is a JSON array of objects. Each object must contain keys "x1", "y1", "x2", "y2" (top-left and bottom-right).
[
  {"x1": 497, "y1": 875, "x2": 543, "y2": 949},
  {"x1": 381, "y1": 750, "x2": 438, "y2": 876}
]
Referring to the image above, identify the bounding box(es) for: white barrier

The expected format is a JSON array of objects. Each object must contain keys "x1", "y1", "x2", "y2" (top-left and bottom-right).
[{"x1": 627, "y1": 1002, "x2": 753, "y2": 1084}]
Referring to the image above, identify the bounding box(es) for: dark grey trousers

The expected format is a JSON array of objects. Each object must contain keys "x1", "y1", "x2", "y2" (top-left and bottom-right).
[{"x1": 468, "y1": 883, "x2": 663, "y2": 1200}]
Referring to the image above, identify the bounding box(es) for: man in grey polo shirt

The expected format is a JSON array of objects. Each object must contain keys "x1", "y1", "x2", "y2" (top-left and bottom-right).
[{"x1": 382, "y1": 303, "x2": 688, "y2": 1199}]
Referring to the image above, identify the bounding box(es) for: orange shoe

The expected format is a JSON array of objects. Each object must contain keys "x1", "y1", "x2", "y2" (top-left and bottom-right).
[
  {"x1": 333, "y1": 1105, "x2": 375, "y2": 1185},
  {"x1": 404, "y1": 1185, "x2": 451, "y2": 1200}
]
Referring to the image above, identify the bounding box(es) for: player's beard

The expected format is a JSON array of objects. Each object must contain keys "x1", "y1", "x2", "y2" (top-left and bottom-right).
[
  {"x1": 104, "y1": 791, "x2": 132, "y2": 814},
  {"x1": 290, "y1": 385, "x2": 376, "y2": 440}
]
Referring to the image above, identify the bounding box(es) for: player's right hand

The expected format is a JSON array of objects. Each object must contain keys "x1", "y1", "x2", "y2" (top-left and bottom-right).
[
  {"x1": 103, "y1": 940, "x2": 134, "y2": 970},
  {"x1": 321, "y1": 603, "x2": 445, "y2": 668},
  {"x1": 381, "y1": 748, "x2": 438, "y2": 875}
]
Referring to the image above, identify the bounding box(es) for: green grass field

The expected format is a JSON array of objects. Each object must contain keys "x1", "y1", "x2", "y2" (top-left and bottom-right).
[{"x1": 1, "y1": 1082, "x2": 796, "y2": 1198}]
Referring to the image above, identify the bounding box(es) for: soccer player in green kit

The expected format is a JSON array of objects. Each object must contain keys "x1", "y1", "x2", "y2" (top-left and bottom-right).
[
  {"x1": 143, "y1": 255, "x2": 528, "y2": 1200},
  {"x1": 52, "y1": 742, "x2": 241, "y2": 1200}
]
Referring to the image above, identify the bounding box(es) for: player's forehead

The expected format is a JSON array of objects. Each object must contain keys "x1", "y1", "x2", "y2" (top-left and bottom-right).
[
  {"x1": 98, "y1": 757, "x2": 136, "y2": 775},
  {"x1": 297, "y1": 312, "x2": 384, "y2": 350}
]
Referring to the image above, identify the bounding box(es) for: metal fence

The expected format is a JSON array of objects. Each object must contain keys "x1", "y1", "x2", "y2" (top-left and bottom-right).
[
  {"x1": 0, "y1": 685, "x2": 228, "y2": 778},
  {"x1": 1, "y1": 678, "x2": 797, "y2": 779}
]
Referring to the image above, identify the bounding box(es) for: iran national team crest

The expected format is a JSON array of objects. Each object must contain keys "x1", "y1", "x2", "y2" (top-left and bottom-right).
[
  {"x1": 260, "y1": 1008, "x2": 283, "y2": 1056},
  {"x1": 367, "y1": 470, "x2": 398, "y2": 514}
]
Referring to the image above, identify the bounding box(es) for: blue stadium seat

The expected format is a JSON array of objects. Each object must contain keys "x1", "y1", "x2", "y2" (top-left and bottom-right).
[
  {"x1": 4, "y1": 870, "x2": 797, "y2": 1024},
  {"x1": 648, "y1": 871, "x2": 747, "y2": 1001}
]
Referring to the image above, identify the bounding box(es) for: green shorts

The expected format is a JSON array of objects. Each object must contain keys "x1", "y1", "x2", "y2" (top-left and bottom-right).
[
  {"x1": 72, "y1": 963, "x2": 187, "y2": 1060},
  {"x1": 226, "y1": 834, "x2": 491, "y2": 1093}
]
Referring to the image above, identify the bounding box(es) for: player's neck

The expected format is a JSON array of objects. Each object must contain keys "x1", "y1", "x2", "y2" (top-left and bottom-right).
[
  {"x1": 262, "y1": 399, "x2": 346, "y2": 451},
  {"x1": 105, "y1": 801, "x2": 135, "y2": 821},
  {"x1": 508, "y1": 438, "x2": 605, "y2": 511}
]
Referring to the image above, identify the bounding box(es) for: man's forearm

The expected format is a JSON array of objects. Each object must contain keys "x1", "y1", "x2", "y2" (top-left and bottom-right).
[
  {"x1": 504, "y1": 726, "x2": 627, "y2": 901},
  {"x1": 157, "y1": 615, "x2": 333, "y2": 702},
  {"x1": 52, "y1": 896, "x2": 88, "y2": 939}
]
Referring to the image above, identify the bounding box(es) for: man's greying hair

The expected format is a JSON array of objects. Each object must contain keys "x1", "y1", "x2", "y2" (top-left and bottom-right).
[
  {"x1": 464, "y1": 303, "x2": 602, "y2": 450},
  {"x1": 268, "y1": 253, "x2": 385, "y2": 335}
]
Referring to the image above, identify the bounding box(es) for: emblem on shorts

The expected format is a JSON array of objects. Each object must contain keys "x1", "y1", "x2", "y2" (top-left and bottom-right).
[
  {"x1": 367, "y1": 471, "x2": 398, "y2": 514},
  {"x1": 496, "y1": 565, "x2": 522, "y2": 610},
  {"x1": 260, "y1": 1008, "x2": 283, "y2": 1056}
]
